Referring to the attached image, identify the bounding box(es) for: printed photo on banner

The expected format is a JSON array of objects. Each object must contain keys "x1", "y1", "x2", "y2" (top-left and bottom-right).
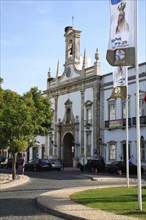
[
  {"x1": 111, "y1": 0, "x2": 129, "y2": 47},
  {"x1": 113, "y1": 65, "x2": 126, "y2": 87},
  {"x1": 106, "y1": 0, "x2": 136, "y2": 67},
  {"x1": 110, "y1": 66, "x2": 127, "y2": 99}
]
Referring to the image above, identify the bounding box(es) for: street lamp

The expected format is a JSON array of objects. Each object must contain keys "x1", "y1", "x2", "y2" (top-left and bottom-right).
[{"x1": 72, "y1": 146, "x2": 75, "y2": 154}]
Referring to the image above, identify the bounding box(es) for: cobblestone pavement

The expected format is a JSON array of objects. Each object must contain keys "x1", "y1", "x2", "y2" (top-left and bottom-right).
[
  {"x1": 0, "y1": 168, "x2": 146, "y2": 220},
  {"x1": 37, "y1": 186, "x2": 142, "y2": 220},
  {"x1": 0, "y1": 168, "x2": 83, "y2": 220}
]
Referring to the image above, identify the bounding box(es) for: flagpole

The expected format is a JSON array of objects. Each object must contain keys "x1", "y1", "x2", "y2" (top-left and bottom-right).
[
  {"x1": 135, "y1": 0, "x2": 142, "y2": 211},
  {"x1": 126, "y1": 67, "x2": 129, "y2": 188}
]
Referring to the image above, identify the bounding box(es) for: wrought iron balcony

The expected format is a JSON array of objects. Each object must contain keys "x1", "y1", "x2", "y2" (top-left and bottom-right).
[
  {"x1": 132, "y1": 116, "x2": 146, "y2": 125},
  {"x1": 122, "y1": 118, "x2": 131, "y2": 126},
  {"x1": 105, "y1": 118, "x2": 131, "y2": 129}
]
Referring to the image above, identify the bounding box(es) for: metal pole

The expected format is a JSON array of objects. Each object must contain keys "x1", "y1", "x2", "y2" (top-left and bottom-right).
[
  {"x1": 135, "y1": 0, "x2": 142, "y2": 211},
  {"x1": 126, "y1": 67, "x2": 129, "y2": 188}
]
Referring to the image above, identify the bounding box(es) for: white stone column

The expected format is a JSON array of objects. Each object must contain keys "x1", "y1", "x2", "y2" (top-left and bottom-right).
[
  {"x1": 54, "y1": 96, "x2": 58, "y2": 158},
  {"x1": 45, "y1": 135, "x2": 49, "y2": 159},
  {"x1": 57, "y1": 119, "x2": 61, "y2": 159},
  {"x1": 29, "y1": 147, "x2": 33, "y2": 160},
  {"x1": 38, "y1": 146, "x2": 41, "y2": 159},
  {"x1": 93, "y1": 85, "x2": 100, "y2": 158},
  {"x1": 80, "y1": 89, "x2": 85, "y2": 157},
  {"x1": 75, "y1": 116, "x2": 79, "y2": 158},
  {"x1": 73, "y1": 115, "x2": 80, "y2": 167}
]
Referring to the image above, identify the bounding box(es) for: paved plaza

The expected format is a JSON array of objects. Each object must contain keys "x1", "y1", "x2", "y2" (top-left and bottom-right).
[{"x1": 1, "y1": 169, "x2": 145, "y2": 220}]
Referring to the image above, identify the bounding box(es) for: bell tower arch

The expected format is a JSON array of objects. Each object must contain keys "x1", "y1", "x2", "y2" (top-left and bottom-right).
[{"x1": 64, "y1": 26, "x2": 81, "y2": 67}]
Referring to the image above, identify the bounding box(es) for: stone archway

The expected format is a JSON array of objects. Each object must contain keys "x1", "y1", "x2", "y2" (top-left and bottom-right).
[{"x1": 63, "y1": 133, "x2": 74, "y2": 167}]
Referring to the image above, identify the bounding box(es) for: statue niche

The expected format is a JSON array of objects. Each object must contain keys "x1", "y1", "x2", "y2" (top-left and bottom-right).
[
  {"x1": 62, "y1": 98, "x2": 75, "y2": 125},
  {"x1": 66, "y1": 108, "x2": 71, "y2": 124}
]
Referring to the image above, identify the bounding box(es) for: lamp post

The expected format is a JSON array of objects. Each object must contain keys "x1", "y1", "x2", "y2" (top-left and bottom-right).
[{"x1": 72, "y1": 146, "x2": 75, "y2": 167}]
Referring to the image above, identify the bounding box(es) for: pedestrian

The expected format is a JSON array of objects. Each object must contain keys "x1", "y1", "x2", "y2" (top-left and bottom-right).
[
  {"x1": 129, "y1": 155, "x2": 134, "y2": 164},
  {"x1": 129, "y1": 156, "x2": 132, "y2": 163}
]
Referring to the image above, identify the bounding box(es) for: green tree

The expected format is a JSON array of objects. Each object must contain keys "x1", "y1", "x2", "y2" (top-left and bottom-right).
[
  {"x1": 23, "y1": 87, "x2": 53, "y2": 136},
  {"x1": 0, "y1": 77, "x2": 3, "y2": 87},
  {"x1": 0, "y1": 87, "x2": 53, "y2": 179}
]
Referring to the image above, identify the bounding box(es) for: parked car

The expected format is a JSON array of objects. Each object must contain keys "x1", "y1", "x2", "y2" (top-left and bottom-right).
[
  {"x1": 105, "y1": 161, "x2": 144, "y2": 175},
  {"x1": 79, "y1": 159, "x2": 105, "y2": 173},
  {"x1": 25, "y1": 158, "x2": 51, "y2": 171},
  {"x1": 0, "y1": 157, "x2": 8, "y2": 168},
  {"x1": 48, "y1": 159, "x2": 63, "y2": 170},
  {"x1": 7, "y1": 158, "x2": 18, "y2": 169}
]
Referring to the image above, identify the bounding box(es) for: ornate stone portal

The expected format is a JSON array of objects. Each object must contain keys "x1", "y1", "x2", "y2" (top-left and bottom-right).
[{"x1": 57, "y1": 99, "x2": 80, "y2": 167}]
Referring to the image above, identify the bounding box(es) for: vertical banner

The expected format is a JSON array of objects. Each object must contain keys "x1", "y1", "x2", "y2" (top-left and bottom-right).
[
  {"x1": 144, "y1": 94, "x2": 146, "y2": 103},
  {"x1": 106, "y1": 0, "x2": 136, "y2": 66},
  {"x1": 111, "y1": 66, "x2": 127, "y2": 98}
]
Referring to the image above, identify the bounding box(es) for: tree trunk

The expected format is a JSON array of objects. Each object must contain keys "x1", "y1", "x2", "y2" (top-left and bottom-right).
[{"x1": 12, "y1": 153, "x2": 17, "y2": 180}]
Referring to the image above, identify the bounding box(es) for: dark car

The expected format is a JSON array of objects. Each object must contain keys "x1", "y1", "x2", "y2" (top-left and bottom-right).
[
  {"x1": 0, "y1": 157, "x2": 6, "y2": 163},
  {"x1": 7, "y1": 158, "x2": 18, "y2": 169},
  {"x1": 25, "y1": 158, "x2": 51, "y2": 171},
  {"x1": 105, "y1": 161, "x2": 144, "y2": 175},
  {"x1": 48, "y1": 159, "x2": 63, "y2": 171},
  {"x1": 0, "y1": 157, "x2": 7, "y2": 168},
  {"x1": 79, "y1": 159, "x2": 105, "y2": 173}
]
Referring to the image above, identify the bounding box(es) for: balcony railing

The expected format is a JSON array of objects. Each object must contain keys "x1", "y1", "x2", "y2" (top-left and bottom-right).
[
  {"x1": 105, "y1": 118, "x2": 131, "y2": 129},
  {"x1": 132, "y1": 116, "x2": 146, "y2": 125},
  {"x1": 122, "y1": 118, "x2": 131, "y2": 126},
  {"x1": 105, "y1": 116, "x2": 146, "y2": 129}
]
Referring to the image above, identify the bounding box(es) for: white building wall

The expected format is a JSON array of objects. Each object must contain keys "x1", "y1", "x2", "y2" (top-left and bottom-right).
[
  {"x1": 57, "y1": 91, "x2": 81, "y2": 121},
  {"x1": 84, "y1": 88, "x2": 93, "y2": 102},
  {"x1": 50, "y1": 98, "x2": 55, "y2": 110},
  {"x1": 102, "y1": 63, "x2": 146, "y2": 169}
]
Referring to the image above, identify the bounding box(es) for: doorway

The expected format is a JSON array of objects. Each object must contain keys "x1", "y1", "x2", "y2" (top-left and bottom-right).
[
  {"x1": 63, "y1": 133, "x2": 74, "y2": 167},
  {"x1": 122, "y1": 143, "x2": 130, "y2": 162}
]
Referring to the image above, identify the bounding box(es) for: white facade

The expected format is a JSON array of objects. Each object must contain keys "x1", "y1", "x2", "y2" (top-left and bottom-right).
[
  {"x1": 102, "y1": 63, "x2": 146, "y2": 169},
  {"x1": 27, "y1": 26, "x2": 146, "y2": 170},
  {"x1": 42, "y1": 26, "x2": 101, "y2": 167}
]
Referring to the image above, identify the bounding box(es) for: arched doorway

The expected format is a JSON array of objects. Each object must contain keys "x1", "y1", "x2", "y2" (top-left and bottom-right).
[{"x1": 63, "y1": 133, "x2": 74, "y2": 167}]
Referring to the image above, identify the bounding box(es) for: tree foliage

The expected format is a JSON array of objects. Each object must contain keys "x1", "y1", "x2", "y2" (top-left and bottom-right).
[
  {"x1": 0, "y1": 77, "x2": 3, "y2": 87},
  {"x1": 0, "y1": 86, "x2": 53, "y2": 179},
  {"x1": 23, "y1": 87, "x2": 53, "y2": 136}
]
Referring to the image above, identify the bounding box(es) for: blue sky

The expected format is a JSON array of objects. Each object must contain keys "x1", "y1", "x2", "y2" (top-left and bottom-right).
[{"x1": 1, "y1": 0, "x2": 146, "y2": 95}]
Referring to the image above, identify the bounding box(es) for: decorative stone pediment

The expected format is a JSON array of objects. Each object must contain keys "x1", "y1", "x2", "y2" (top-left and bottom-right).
[
  {"x1": 64, "y1": 98, "x2": 72, "y2": 106},
  {"x1": 84, "y1": 100, "x2": 93, "y2": 107}
]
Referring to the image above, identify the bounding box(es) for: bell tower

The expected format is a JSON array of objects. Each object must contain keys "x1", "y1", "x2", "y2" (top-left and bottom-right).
[{"x1": 64, "y1": 26, "x2": 81, "y2": 67}]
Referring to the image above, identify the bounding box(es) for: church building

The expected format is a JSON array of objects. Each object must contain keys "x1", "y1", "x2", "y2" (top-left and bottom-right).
[
  {"x1": 27, "y1": 25, "x2": 146, "y2": 170},
  {"x1": 45, "y1": 26, "x2": 101, "y2": 167}
]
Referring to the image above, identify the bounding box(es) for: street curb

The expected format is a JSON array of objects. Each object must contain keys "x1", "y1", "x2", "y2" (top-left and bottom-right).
[
  {"x1": 36, "y1": 185, "x2": 141, "y2": 220},
  {"x1": 82, "y1": 174, "x2": 146, "y2": 183},
  {"x1": 0, "y1": 175, "x2": 30, "y2": 190},
  {"x1": 36, "y1": 196, "x2": 85, "y2": 220}
]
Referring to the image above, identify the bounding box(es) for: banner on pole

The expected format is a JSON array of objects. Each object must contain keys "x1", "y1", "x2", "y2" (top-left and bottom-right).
[
  {"x1": 110, "y1": 66, "x2": 127, "y2": 98},
  {"x1": 144, "y1": 94, "x2": 146, "y2": 103},
  {"x1": 106, "y1": 0, "x2": 136, "y2": 66}
]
